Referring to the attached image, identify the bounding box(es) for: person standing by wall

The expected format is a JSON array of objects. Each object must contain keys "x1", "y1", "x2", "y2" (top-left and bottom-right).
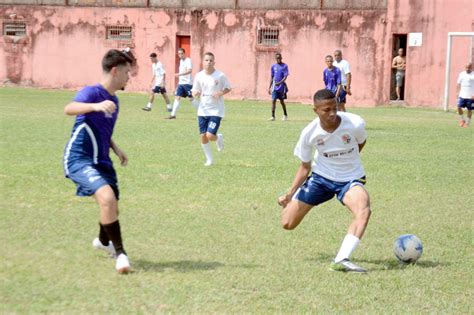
[
  {"x1": 268, "y1": 52, "x2": 289, "y2": 121},
  {"x1": 333, "y1": 50, "x2": 351, "y2": 112},
  {"x1": 143, "y1": 52, "x2": 171, "y2": 112},
  {"x1": 392, "y1": 48, "x2": 406, "y2": 101},
  {"x1": 456, "y1": 62, "x2": 474, "y2": 127}
]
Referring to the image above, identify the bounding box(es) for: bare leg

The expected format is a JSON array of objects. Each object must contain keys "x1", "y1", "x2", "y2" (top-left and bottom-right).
[
  {"x1": 342, "y1": 185, "x2": 371, "y2": 239},
  {"x1": 281, "y1": 199, "x2": 313, "y2": 230}
]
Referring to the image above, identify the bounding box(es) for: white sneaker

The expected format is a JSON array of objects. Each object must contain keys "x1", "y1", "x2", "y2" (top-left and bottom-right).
[
  {"x1": 115, "y1": 253, "x2": 131, "y2": 274},
  {"x1": 282, "y1": 115, "x2": 288, "y2": 121},
  {"x1": 216, "y1": 133, "x2": 224, "y2": 152},
  {"x1": 204, "y1": 160, "x2": 213, "y2": 166},
  {"x1": 92, "y1": 238, "x2": 116, "y2": 257},
  {"x1": 268, "y1": 117, "x2": 275, "y2": 121}
]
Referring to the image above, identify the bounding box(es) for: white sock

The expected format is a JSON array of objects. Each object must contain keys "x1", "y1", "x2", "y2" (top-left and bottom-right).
[
  {"x1": 146, "y1": 102, "x2": 152, "y2": 109},
  {"x1": 191, "y1": 98, "x2": 199, "y2": 110},
  {"x1": 201, "y1": 142, "x2": 213, "y2": 163},
  {"x1": 171, "y1": 99, "x2": 180, "y2": 116},
  {"x1": 466, "y1": 118, "x2": 471, "y2": 125},
  {"x1": 334, "y1": 234, "x2": 360, "y2": 263}
]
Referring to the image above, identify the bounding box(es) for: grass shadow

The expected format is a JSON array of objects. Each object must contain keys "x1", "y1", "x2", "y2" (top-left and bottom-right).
[
  {"x1": 306, "y1": 253, "x2": 447, "y2": 271},
  {"x1": 134, "y1": 259, "x2": 225, "y2": 273}
]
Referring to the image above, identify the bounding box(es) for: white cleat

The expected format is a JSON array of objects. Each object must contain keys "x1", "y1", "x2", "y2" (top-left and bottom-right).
[
  {"x1": 282, "y1": 115, "x2": 288, "y2": 121},
  {"x1": 166, "y1": 104, "x2": 172, "y2": 112},
  {"x1": 92, "y1": 238, "x2": 116, "y2": 257},
  {"x1": 216, "y1": 133, "x2": 224, "y2": 152},
  {"x1": 268, "y1": 117, "x2": 275, "y2": 121},
  {"x1": 115, "y1": 253, "x2": 131, "y2": 274},
  {"x1": 204, "y1": 160, "x2": 213, "y2": 166}
]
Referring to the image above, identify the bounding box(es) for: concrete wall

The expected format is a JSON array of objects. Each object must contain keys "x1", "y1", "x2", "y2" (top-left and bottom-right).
[{"x1": 0, "y1": 0, "x2": 472, "y2": 108}]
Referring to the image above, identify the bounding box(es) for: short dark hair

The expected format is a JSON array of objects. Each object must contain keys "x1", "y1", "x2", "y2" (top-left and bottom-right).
[
  {"x1": 313, "y1": 89, "x2": 335, "y2": 103},
  {"x1": 102, "y1": 49, "x2": 135, "y2": 73},
  {"x1": 204, "y1": 51, "x2": 215, "y2": 58},
  {"x1": 325, "y1": 55, "x2": 333, "y2": 59},
  {"x1": 178, "y1": 48, "x2": 185, "y2": 53},
  {"x1": 275, "y1": 52, "x2": 282, "y2": 57},
  {"x1": 150, "y1": 52, "x2": 157, "y2": 58}
]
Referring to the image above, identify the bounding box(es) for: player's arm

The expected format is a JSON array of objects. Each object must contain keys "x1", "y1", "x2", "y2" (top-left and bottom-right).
[
  {"x1": 358, "y1": 140, "x2": 366, "y2": 153},
  {"x1": 278, "y1": 161, "x2": 311, "y2": 207},
  {"x1": 213, "y1": 87, "x2": 231, "y2": 98},
  {"x1": 64, "y1": 101, "x2": 116, "y2": 116},
  {"x1": 161, "y1": 73, "x2": 166, "y2": 87},
  {"x1": 110, "y1": 139, "x2": 128, "y2": 166},
  {"x1": 392, "y1": 57, "x2": 398, "y2": 69},
  {"x1": 346, "y1": 72, "x2": 352, "y2": 94},
  {"x1": 275, "y1": 75, "x2": 288, "y2": 86}
]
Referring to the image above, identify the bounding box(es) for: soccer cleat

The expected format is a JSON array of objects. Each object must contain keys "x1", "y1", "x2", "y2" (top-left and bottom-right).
[
  {"x1": 330, "y1": 259, "x2": 367, "y2": 273},
  {"x1": 166, "y1": 115, "x2": 176, "y2": 119},
  {"x1": 142, "y1": 107, "x2": 151, "y2": 111},
  {"x1": 268, "y1": 117, "x2": 275, "y2": 121},
  {"x1": 458, "y1": 119, "x2": 465, "y2": 127},
  {"x1": 282, "y1": 115, "x2": 288, "y2": 121},
  {"x1": 92, "y1": 238, "x2": 116, "y2": 257},
  {"x1": 204, "y1": 160, "x2": 213, "y2": 166},
  {"x1": 166, "y1": 104, "x2": 172, "y2": 112},
  {"x1": 216, "y1": 133, "x2": 224, "y2": 152},
  {"x1": 115, "y1": 253, "x2": 131, "y2": 274}
]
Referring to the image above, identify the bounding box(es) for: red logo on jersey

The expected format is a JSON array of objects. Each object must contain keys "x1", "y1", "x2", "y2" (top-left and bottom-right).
[{"x1": 341, "y1": 134, "x2": 352, "y2": 144}]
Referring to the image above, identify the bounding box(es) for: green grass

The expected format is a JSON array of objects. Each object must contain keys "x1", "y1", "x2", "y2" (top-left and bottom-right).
[{"x1": 0, "y1": 87, "x2": 472, "y2": 313}]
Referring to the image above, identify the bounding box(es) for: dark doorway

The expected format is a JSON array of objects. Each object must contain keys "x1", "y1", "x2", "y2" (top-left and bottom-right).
[
  {"x1": 391, "y1": 34, "x2": 407, "y2": 101},
  {"x1": 175, "y1": 35, "x2": 191, "y2": 88}
]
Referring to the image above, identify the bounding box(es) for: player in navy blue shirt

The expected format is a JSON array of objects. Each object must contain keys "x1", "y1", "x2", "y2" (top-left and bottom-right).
[
  {"x1": 268, "y1": 53, "x2": 289, "y2": 121},
  {"x1": 63, "y1": 49, "x2": 135, "y2": 274},
  {"x1": 323, "y1": 55, "x2": 344, "y2": 110}
]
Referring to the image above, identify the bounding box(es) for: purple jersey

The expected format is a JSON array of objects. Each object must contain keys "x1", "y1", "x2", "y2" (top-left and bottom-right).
[
  {"x1": 64, "y1": 84, "x2": 119, "y2": 171},
  {"x1": 323, "y1": 67, "x2": 341, "y2": 94},
  {"x1": 271, "y1": 63, "x2": 289, "y2": 92}
]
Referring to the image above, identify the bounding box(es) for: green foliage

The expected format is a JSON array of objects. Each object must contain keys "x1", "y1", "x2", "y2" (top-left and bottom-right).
[{"x1": 0, "y1": 87, "x2": 472, "y2": 313}]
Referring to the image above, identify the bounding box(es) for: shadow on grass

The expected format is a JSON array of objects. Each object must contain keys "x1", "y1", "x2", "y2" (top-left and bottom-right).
[
  {"x1": 133, "y1": 259, "x2": 261, "y2": 273},
  {"x1": 307, "y1": 253, "x2": 447, "y2": 271}
]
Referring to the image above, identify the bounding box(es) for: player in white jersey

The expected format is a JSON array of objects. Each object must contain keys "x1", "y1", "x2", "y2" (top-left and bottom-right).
[
  {"x1": 333, "y1": 50, "x2": 351, "y2": 112},
  {"x1": 167, "y1": 48, "x2": 197, "y2": 119},
  {"x1": 143, "y1": 52, "x2": 171, "y2": 112},
  {"x1": 278, "y1": 89, "x2": 371, "y2": 273},
  {"x1": 456, "y1": 62, "x2": 474, "y2": 127},
  {"x1": 192, "y1": 52, "x2": 231, "y2": 166}
]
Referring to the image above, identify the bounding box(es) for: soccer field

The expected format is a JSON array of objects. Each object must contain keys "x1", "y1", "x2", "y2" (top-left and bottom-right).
[{"x1": 0, "y1": 87, "x2": 472, "y2": 313}]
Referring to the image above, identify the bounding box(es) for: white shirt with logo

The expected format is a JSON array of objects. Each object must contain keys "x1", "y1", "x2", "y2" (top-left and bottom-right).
[
  {"x1": 457, "y1": 70, "x2": 474, "y2": 99},
  {"x1": 333, "y1": 59, "x2": 351, "y2": 86},
  {"x1": 152, "y1": 62, "x2": 166, "y2": 86},
  {"x1": 294, "y1": 112, "x2": 367, "y2": 182},
  {"x1": 178, "y1": 57, "x2": 193, "y2": 85},
  {"x1": 192, "y1": 69, "x2": 231, "y2": 117}
]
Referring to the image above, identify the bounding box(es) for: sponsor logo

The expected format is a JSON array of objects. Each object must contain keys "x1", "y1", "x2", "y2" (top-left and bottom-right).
[
  {"x1": 317, "y1": 138, "x2": 325, "y2": 146},
  {"x1": 341, "y1": 134, "x2": 352, "y2": 144}
]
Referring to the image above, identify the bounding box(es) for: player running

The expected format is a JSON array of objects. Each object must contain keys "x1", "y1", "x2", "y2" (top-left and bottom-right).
[{"x1": 278, "y1": 89, "x2": 371, "y2": 273}]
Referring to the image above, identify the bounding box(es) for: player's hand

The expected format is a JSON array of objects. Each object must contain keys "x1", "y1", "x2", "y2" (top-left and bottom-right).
[
  {"x1": 278, "y1": 194, "x2": 291, "y2": 207},
  {"x1": 268, "y1": 88, "x2": 272, "y2": 95},
  {"x1": 93, "y1": 100, "x2": 116, "y2": 115},
  {"x1": 347, "y1": 87, "x2": 352, "y2": 95},
  {"x1": 114, "y1": 148, "x2": 128, "y2": 166}
]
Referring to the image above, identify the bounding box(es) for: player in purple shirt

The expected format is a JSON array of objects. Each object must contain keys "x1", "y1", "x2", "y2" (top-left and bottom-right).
[
  {"x1": 63, "y1": 49, "x2": 135, "y2": 274},
  {"x1": 323, "y1": 55, "x2": 343, "y2": 109},
  {"x1": 268, "y1": 53, "x2": 289, "y2": 121}
]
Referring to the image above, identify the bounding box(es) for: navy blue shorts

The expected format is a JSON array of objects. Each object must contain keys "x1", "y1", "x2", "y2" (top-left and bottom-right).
[
  {"x1": 295, "y1": 172, "x2": 366, "y2": 206},
  {"x1": 66, "y1": 162, "x2": 119, "y2": 200},
  {"x1": 198, "y1": 116, "x2": 222, "y2": 135},
  {"x1": 272, "y1": 83, "x2": 288, "y2": 101},
  {"x1": 152, "y1": 86, "x2": 167, "y2": 94},
  {"x1": 457, "y1": 97, "x2": 473, "y2": 110},
  {"x1": 337, "y1": 87, "x2": 347, "y2": 104},
  {"x1": 176, "y1": 84, "x2": 193, "y2": 98}
]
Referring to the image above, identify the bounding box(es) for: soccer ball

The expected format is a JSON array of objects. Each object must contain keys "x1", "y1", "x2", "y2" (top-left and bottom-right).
[
  {"x1": 166, "y1": 104, "x2": 172, "y2": 112},
  {"x1": 393, "y1": 234, "x2": 423, "y2": 263}
]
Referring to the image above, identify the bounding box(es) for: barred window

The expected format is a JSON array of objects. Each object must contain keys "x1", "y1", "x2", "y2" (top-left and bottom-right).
[
  {"x1": 257, "y1": 27, "x2": 279, "y2": 46},
  {"x1": 106, "y1": 25, "x2": 132, "y2": 40},
  {"x1": 3, "y1": 22, "x2": 26, "y2": 37}
]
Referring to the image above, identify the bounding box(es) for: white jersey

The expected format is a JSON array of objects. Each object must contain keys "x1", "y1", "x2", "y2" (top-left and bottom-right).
[
  {"x1": 294, "y1": 112, "x2": 367, "y2": 182},
  {"x1": 333, "y1": 59, "x2": 351, "y2": 85},
  {"x1": 192, "y1": 69, "x2": 231, "y2": 117},
  {"x1": 178, "y1": 57, "x2": 193, "y2": 85},
  {"x1": 152, "y1": 62, "x2": 166, "y2": 86},
  {"x1": 457, "y1": 71, "x2": 474, "y2": 99}
]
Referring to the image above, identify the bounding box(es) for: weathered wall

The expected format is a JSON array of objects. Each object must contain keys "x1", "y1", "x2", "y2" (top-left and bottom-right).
[{"x1": 0, "y1": 0, "x2": 472, "y2": 108}]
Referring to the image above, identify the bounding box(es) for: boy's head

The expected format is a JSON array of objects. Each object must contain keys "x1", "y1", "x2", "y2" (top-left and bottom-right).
[
  {"x1": 149, "y1": 52, "x2": 157, "y2": 62},
  {"x1": 313, "y1": 89, "x2": 338, "y2": 122},
  {"x1": 101, "y1": 49, "x2": 135, "y2": 91},
  {"x1": 325, "y1": 55, "x2": 334, "y2": 68},
  {"x1": 203, "y1": 52, "x2": 215, "y2": 72},
  {"x1": 178, "y1": 48, "x2": 186, "y2": 59}
]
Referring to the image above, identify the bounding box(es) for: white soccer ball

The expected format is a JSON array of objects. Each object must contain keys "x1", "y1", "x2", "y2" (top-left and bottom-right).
[
  {"x1": 166, "y1": 104, "x2": 172, "y2": 112},
  {"x1": 393, "y1": 234, "x2": 423, "y2": 263}
]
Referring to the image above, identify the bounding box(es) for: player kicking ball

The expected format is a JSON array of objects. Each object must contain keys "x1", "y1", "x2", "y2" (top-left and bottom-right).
[
  {"x1": 192, "y1": 52, "x2": 231, "y2": 166},
  {"x1": 278, "y1": 89, "x2": 371, "y2": 273},
  {"x1": 63, "y1": 49, "x2": 134, "y2": 273}
]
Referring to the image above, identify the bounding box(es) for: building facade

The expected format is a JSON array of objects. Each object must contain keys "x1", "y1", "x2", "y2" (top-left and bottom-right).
[{"x1": 0, "y1": 0, "x2": 473, "y2": 107}]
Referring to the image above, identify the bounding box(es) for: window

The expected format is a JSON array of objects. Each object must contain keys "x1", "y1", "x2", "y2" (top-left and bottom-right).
[
  {"x1": 3, "y1": 22, "x2": 26, "y2": 37},
  {"x1": 257, "y1": 27, "x2": 279, "y2": 46},
  {"x1": 106, "y1": 25, "x2": 132, "y2": 40}
]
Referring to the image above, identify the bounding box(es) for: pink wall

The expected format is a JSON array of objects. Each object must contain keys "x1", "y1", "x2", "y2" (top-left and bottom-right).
[{"x1": 0, "y1": 1, "x2": 473, "y2": 108}]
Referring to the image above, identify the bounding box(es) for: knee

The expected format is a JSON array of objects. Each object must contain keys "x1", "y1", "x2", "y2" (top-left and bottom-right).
[
  {"x1": 281, "y1": 218, "x2": 296, "y2": 230},
  {"x1": 357, "y1": 207, "x2": 371, "y2": 221}
]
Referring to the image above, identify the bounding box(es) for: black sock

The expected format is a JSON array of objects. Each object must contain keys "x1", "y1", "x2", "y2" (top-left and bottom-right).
[
  {"x1": 99, "y1": 223, "x2": 110, "y2": 246},
  {"x1": 102, "y1": 220, "x2": 126, "y2": 256}
]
